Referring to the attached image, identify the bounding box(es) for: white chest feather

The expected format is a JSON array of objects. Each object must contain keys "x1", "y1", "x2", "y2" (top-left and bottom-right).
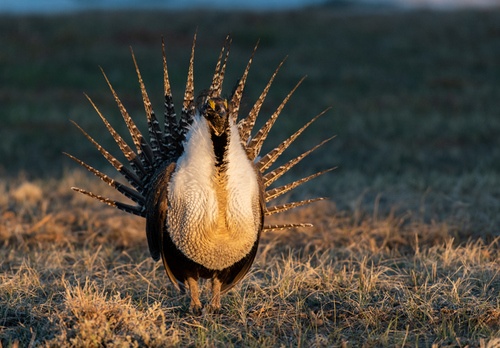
[{"x1": 167, "y1": 114, "x2": 261, "y2": 270}]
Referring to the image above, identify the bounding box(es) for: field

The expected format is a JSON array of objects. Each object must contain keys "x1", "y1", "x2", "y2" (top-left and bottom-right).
[{"x1": 1, "y1": 7, "x2": 500, "y2": 347}]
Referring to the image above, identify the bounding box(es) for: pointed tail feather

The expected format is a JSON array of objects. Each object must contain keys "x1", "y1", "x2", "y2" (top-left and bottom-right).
[
  {"x1": 238, "y1": 57, "x2": 287, "y2": 144},
  {"x1": 263, "y1": 136, "x2": 336, "y2": 188},
  {"x1": 263, "y1": 223, "x2": 313, "y2": 232},
  {"x1": 246, "y1": 76, "x2": 306, "y2": 160},
  {"x1": 265, "y1": 197, "x2": 326, "y2": 216},
  {"x1": 71, "y1": 187, "x2": 145, "y2": 217},
  {"x1": 69, "y1": 120, "x2": 143, "y2": 190},
  {"x1": 161, "y1": 37, "x2": 173, "y2": 98},
  {"x1": 264, "y1": 167, "x2": 336, "y2": 203},
  {"x1": 65, "y1": 153, "x2": 145, "y2": 205},
  {"x1": 84, "y1": 93, "x2": 147, "y2": 180},
  {"x1": 100, "y1": 67, "x2": 154, "y2": 170},
  {"x1": 257, "y1": 107, "x2": 332, "y2": 173},
  {"x1": 209, "y1": 35, "x2": 231, "y2": 99},
  {"x1": 229, "y1": 40, "x2": 259, "y2": 124},
  {"x1": 179, "y1": 33, "x2": 197, "y2": 139},
  {"x1": 130, "y1": 47, "x2": 165, "y2": 162},
  {"x1": 161, "y1": 37, "x2": 180, "y2": 157}
]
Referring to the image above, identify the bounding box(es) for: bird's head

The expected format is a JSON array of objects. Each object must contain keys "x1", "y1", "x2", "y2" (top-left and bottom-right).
[{"x1": 202, "y1": 97, "x2": 229, "y2": 137}]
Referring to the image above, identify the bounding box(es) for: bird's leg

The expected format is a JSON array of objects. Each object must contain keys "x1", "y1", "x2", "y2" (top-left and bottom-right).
[
  {"x1": 209, "y1": 277, "x2": 222, "y2": 312},
  {"x1": 186, "y1": 277, "x2": 202, "y2": 315}
]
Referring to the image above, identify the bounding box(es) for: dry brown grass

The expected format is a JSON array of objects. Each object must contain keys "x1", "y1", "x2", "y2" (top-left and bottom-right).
[{"x1": 1, "y1": 173, "x2": 499, "y2": 347}]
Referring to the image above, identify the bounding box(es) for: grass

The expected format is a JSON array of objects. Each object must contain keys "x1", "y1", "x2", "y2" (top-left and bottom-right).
[{"x1": 1, "y1": 6, "x2": 500, "y2": 347}]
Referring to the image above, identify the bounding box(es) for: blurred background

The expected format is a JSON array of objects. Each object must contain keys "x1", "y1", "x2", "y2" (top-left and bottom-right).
[
  {"x1": 1, "y1": 0, "x2": 500, "y2": 12},
  {"x1": 1, "y1": 0, "x2": 499, "y2": 239}
]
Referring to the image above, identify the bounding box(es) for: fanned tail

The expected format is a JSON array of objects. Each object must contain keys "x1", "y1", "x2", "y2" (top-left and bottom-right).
[
  {"x1": 69, "y1": 34, "x2": 334, "y2": 233},
  {"x1": 69, "y1": 39, "x2": 186, "y2": 215}
]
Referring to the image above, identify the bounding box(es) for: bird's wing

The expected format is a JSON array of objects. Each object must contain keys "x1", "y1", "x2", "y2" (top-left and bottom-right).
[
  {"x1": 145, "y1": 162, "x2": 176, "y2": 262},
  {"x1": 145, "y1": 162, "x2": 183, "y2": 291}
]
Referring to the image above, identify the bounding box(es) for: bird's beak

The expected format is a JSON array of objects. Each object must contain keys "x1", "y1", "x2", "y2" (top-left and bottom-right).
[
  {"x1": 208, "y1": 118, "x2": 226, "y2": 136},
  {"x1": 205, "y1": 98, "x2": 229, "y2": 136}
]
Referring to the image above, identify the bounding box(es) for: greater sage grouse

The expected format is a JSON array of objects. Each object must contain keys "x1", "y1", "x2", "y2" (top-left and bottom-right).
[{"x1": 68, "y1": 35, "x2": 334, "y2": 313}]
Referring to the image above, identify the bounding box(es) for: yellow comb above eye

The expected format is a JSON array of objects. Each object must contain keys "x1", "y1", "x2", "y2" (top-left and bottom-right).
[{"x1": 208, "y1": 99, "x2": 216, "y2": 110}]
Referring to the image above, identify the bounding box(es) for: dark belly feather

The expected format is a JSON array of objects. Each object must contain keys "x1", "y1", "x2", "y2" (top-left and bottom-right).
[{"x1": 161, "y1": 227, "x2": 260, "y2": 293}]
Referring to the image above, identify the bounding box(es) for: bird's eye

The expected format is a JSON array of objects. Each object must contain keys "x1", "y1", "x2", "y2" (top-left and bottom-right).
[
  {"x1": 208, "y1": 99, "x2": 216, "y2": 110},
  {"x1": 206, "y1": 98, "x2": 228, "y2": 116}
]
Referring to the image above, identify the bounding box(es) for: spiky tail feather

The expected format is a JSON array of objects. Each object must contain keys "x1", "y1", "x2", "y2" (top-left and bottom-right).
[{"x1": 69, "y1": 35, "x2": 333, "y2": 231}]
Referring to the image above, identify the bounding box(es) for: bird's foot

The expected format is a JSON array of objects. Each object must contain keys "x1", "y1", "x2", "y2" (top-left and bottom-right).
[
  {"x1": 206, "y1": 303, "x2": 221, "y2": 314},
  {"x1": 190, "y1": 302, "x2": 203, "y2": 316}
]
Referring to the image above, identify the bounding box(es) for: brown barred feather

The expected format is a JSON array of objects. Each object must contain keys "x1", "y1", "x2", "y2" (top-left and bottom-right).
[
  {"x1": 229, "y1": 40, "x2": 259, "y2": 125},
  {"x1": 84, "y1": 93, "x2": 147, "y2": 179},
  {"x1": 64, "y1": 152, "x2": 145, "y2": 204},
  {"x1": 265, "y1": 167, "x2": 336, "y2": 203},
  {"x1": 265, "y1": 197, "x2": 326, "y2": 216},
  {"x1": 209, "y1": 35, "x2": 231, "y2": 99},
  {"x1": 71, "y1": 187, "x2": 144, "y2": 216},
  {"x1": 263, "y1": 136, "x2": 336, "y2": 188},
  {"x1": 263, "y1": 223, "x2": 313, "y2": 232},
  {"x1": 99, "y1": 67, "x2": 154, "y2": 168},
  {"x1": 179, "y1": 32, "x2": 197, "y2": 138},
  {"x1": 130, "y1": 47, "x2": 164, "y2": 161},
  {"x1": 238, "y1": 57, "x2": 287, "y2": 144},
  {"x1": 161, "y1": 37, "x2": 179, "y2": 157},
  {"x1": 257, "y1": 107, "x2": 332, "y2": 173},
  {"x1": 246, "y1": 76, "x2": 306, "y2": 160},
  {"x1": 69, "y1": 120, "x2": 143, "y2": 190}
]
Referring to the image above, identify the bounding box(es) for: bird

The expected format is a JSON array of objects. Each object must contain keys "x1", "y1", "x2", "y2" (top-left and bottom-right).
[{"x1": 66, "y1": 34, "x2": 334, "y2": 314}]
